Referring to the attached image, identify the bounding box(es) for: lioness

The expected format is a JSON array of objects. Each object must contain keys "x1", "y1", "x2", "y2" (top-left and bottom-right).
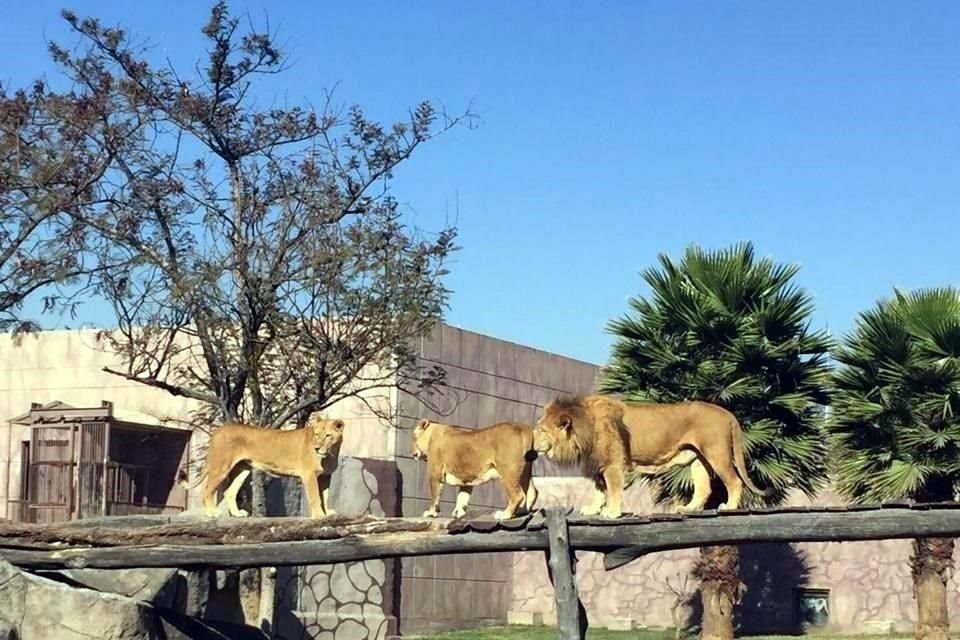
[
  {"x1": 183, "y1": 414, "x2": 345, "y2": 518},
  {"x1": 411, "y1": 419, "x2": 539, "y2": 520},
  {"x1": 532, "y1": 394, "x2": 771, "y2": 519}
]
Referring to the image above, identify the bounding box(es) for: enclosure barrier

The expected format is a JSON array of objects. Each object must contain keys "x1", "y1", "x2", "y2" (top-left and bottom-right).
[{"x1": 4, "y1": 502, "x2": 960, "y2": 639}]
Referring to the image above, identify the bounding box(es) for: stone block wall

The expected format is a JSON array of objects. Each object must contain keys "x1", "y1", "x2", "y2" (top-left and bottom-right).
[{"x1": 273, "y1": 458, "x2": 400, "y2": 640}]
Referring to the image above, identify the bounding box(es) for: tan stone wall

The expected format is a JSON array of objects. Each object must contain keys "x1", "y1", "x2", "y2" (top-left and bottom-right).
[
  {"x1": 394, "y1": 324, "x2": 599, "y2": 635},
  {"x1": 509, "y1": 479, "x2": 960, "y2": 635},
  {"x1": 316, "y1": 364, "x2": 397, "y2": 461}
]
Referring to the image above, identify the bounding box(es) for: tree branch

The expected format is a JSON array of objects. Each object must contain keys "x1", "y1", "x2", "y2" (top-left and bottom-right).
[{"x1": 102, "y1": 366, "x2": 219, "y2": 405}]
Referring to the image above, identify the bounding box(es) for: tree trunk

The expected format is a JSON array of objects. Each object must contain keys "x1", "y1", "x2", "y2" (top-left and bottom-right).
[
  {"x1": 247, "y1": 471, "x2": 276, "y2": 632},
  {"x1": 912, "y1": 537, "x2": 954, "y2": 640},
  {"x1": 247, "y1": 376, "x2": 277, "y2": 632},
  {"x1": 251, "y1": 470, "x2": 268, "y2": 517},
  {"x1": 697, "y1": 545, "x2": 742, "y2": 640}
]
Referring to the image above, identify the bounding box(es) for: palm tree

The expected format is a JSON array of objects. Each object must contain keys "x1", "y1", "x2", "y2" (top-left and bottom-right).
[
  {"x1": 600, "y1": 242, "x2": 831, "y2": 640},
  {"x1": 828, "y1": 287, "x2": 960, "y2": 640}
]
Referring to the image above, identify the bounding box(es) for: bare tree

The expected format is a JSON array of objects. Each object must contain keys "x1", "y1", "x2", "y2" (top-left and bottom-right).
[
  {"x1": 41, "y1": 1, "x2": 470, "y2": 430},
  {"x1": 666, "y1": 572, "x2": 693, "y2": 640}
]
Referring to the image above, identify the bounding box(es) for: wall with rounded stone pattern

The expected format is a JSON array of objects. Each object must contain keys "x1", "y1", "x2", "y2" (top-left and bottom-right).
[
  {"x1": 510, "y1": 479, "x2": 960, "y2": 635},
  {"x1": 273, "y1": 457, "x2": 400, "y2": 640}
]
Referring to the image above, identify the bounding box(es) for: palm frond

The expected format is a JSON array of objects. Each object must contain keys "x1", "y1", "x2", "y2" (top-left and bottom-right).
[{"x1": 828, "y1": 287, "x2": 960, "y2": 503}]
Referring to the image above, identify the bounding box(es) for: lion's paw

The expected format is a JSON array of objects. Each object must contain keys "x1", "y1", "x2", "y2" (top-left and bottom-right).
[
  {"x1": 232, "y1": 509, "x2": 249, "y2": 518},
  {"x1": 451, "y1": 507, "x2": 467, "y2": 519},
  {"x1": 422, "y1": 508, "x2": 440, "y2": 518},
  {"x1": 324, "y1": 508, "x2": 337, "y2": 517},
  {"x1": 599, "y1": 507, "x2": 622, "y2": 519},
  {"x1": 580, "y1": 506, "x2": 601, "y2": 517},
  {"x1": 493, "y1": 510, "x2": 514, "y2": 521}
]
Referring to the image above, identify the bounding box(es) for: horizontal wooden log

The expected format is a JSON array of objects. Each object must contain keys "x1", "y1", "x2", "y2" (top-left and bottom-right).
[
  {"x1": 0, "y1": 528, "x2": 549, "y2": 570},
  {"x1": 0, "y1": 514, "x2": 446, "y2": 549},
  {"x1": 599, "y1": 507, "x2": 960, "y2": 569},
  {"x1": 4, "y1": 506, "x2": 960, "y2": 571},
  {"x1": 49, "y1": 513, "x2": 453, "y2": 531}
]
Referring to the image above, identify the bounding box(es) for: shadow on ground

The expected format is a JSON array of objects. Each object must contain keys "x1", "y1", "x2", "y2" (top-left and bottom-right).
[{"x1": 686, "y1": 542, "x2": 811, "y2": 636}]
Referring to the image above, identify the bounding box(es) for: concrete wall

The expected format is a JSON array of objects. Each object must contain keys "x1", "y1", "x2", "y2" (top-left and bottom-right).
[{"x1": 394, "y1": 324, "x2": 598, "y2": 635}]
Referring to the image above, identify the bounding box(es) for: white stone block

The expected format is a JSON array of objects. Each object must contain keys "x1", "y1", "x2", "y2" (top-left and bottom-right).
[
  {"x1": 604, "y1": 617, "x2": 638, "y2": 631},
  {"x1": 507, "y1": 610, "x2": 544, "y2": 626}
]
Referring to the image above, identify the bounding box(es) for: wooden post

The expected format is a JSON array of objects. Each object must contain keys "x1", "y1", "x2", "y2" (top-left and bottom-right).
[
  {"x1": 68, "y1": 425, "x2": 78, "y2": 521},
  {"x1": 101, "y1": 422, "x2": 110, "y2": 517},
  {"x1": 544, "y1": 508, "x2": 587, "y2": 640}
]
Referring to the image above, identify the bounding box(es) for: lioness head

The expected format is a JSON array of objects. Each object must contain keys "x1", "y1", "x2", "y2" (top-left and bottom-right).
[
  {"x1": 411, "y1": 418, "x2": 433, "y2": 460},
  {"x1": 307, "y1": 414, "x2": 345, "y2": 455},
  {"x1": 533, "y1": 397, "x2": 587, "y2": 464}
]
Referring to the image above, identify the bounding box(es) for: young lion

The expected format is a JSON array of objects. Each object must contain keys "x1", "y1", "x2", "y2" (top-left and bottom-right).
[
  {"x1": 184, "y1": 414, "x2": 345, "y2": 518},
  {"x1": 411, "y1": 419, "x2": 539, "y2": 520},
  {"x1": 532, "y1": 394, "x2": 771, "y2": 519}
]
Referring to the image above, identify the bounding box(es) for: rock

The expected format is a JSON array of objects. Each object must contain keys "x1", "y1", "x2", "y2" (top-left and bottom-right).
[
  {"x1": 0, "y1": 558, "x2": 155, "y2": 639},
  {"x1": 178, "y1": 570, "x2": 211, "y2": 617},
  {"x1": 47, "y1": 568, "x2": 180, "y2": 605},
  {"x1": 37, "y1": 567, "x2": 213, "y2": 618},
  {"x1": 0, "y1": 560, "x2": 267, "y2": 640}
]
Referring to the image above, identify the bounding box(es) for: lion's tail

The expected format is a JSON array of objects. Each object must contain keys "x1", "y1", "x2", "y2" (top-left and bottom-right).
[
  {"x1": 177, "y1": 467, "x2": 206, "y2": 491},
  {"x1": 730, "y1": 417, "x2": 774, "y2": 497}
]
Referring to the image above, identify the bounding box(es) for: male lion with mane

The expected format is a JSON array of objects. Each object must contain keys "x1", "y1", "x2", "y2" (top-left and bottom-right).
[
  {"x1": 182, "y1": 414, "x2": 345, "y2": 518},
  {"x1": 412, "y1": 419, "x2": 539, "y2": 520},
  {"x1": 533, "y1": 394, "x2": 771, "y2": 518}
]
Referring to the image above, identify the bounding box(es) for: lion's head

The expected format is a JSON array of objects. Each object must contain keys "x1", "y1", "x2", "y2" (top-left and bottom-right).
[
  {"x1": 532, "y1": 396, "x2": 592, "y2": 464},
  {"x1": 307, "y1": 414, "x2": 345, "y2": 455},
  {"x1": 411, "y1": 418, "x2": 433, "y2": 460}
]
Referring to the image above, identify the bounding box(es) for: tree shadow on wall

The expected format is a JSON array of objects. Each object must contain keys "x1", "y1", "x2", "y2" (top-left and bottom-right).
[{"x1": 685, "y1": 542, "x2": 812, "y2": 637}]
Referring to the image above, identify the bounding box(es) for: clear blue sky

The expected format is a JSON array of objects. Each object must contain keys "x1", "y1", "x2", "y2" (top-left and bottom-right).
[{"x1": 4, "y1": 1, "x2": 959, "y2": 365}]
